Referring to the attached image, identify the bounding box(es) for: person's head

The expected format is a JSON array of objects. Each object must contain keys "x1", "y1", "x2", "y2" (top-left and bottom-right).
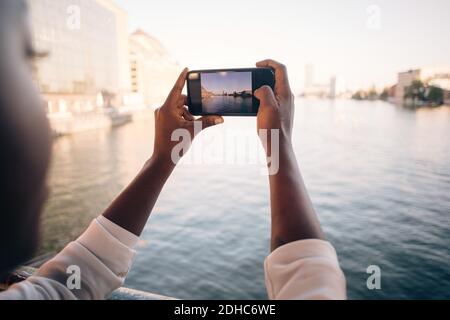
[{"x1": 0, "y1": 0, "x2": 52, "y2": 277}]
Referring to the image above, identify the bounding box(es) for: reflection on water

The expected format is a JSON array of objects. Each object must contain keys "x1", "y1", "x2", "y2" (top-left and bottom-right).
[
  {"x1": 203, "y1": 96, "x2": 253, "y2": 114},
  {"x1": 40, "y1": 100, "x2": 450, "y2": 299}
]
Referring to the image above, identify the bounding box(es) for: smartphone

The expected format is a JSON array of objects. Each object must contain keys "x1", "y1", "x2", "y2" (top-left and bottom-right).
[{"x1": 187, "y1": 68, "x2": 275, "y2": 116}]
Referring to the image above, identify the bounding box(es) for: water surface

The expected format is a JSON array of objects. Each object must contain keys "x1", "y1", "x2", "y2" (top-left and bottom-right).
[
  {"x1": 41, "y1": 99, "x2": 450, "y2": 299},
  {"x1": 202, "y1": 96, "x2": 253, "y2": 114}
]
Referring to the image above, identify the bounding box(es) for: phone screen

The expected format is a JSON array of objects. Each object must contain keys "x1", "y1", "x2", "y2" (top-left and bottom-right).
[
  {"x1": 188, "y1": 68, "x2": 275, "y2": 116},
  {"x1": 189, "y1": 71, "x2": 255, "y2": 115}
]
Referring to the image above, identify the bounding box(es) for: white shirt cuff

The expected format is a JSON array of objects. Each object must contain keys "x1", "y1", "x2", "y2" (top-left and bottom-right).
[
  {"x1": 97, "y1": 215, "x2": 139, "y2": 248},
  {"x1": 264, "y1": 239, "x2": 347, "y2": 300}
]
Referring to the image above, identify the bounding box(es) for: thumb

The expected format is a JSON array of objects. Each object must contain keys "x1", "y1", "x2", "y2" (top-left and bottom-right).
[
  {"x1": 198, "y1": 116, "x2": 224, "y2": 132},
  {"x1": 254, "y1": 86, "x2": 277, "y2": 109}
]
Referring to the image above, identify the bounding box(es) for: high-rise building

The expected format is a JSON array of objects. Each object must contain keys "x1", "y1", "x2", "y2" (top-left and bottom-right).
[
  {"x1": 27, "y1": 0, "x2": 131, "y2": 115},
  {"x1": 96, "y1": 0, "x2": 132, "y2": 96}
]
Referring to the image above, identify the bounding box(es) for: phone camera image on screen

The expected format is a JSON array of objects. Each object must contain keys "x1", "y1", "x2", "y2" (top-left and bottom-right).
[
  {"x1": 187, "y1": 68, "x2": 275, "y2": 116},
  {"x1": 201, "y1": 71, "x2": 253, "y2": 114}
]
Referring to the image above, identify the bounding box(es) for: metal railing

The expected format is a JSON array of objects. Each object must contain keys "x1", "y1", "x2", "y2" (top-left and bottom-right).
[{"x1": 1, "y1": 265, "x2": 176, "y2": 300}]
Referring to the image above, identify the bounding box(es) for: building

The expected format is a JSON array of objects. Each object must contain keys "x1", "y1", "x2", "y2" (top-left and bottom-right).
[
  {"x1": 27, "y1": 0, "x2": 131, "y2": 117},
  {"x1": 305, "y1": 64, "x2": 314, "y2": 89},
  {"x1": 395, "y1": 67, "x2": 450, "y2": 104},
  {"x1": 129, "y1": 29, "x2": 180, "y2": 107},
  {"x1": 444, "y1": 89, "x2": 450, "y2": 105},
  {"x1": 395, "y1": 69, "x2": 420, "y2": 103},
  {"x1": 96, "y1": 0, "x2": 132, "y2": 97},
  {"x1": 422, "y1": 67, "x2": 450, "y2": 105},
  {"x1": 303, "y1": 65, "x2": 337, "y2": 99},
  {"x1": 421, "y1": 67, "x2": 450, "y2": 90},
  {"x1": 387, "y1": 84, "x2": 397, "y2": 103},
  {"x1": 329, "y1": 76, "x2": 337, "y2": 99}
]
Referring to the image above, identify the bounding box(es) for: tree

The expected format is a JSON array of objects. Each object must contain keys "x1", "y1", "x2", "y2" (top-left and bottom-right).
[
  {"x1": 367, "y1": 87, "x2": 378, "y2": 100},
  {"x1": 426, "y1": 86, "x2": 444, "y2": 105},
  {"x1": 352, "y1": 90, "x2": 365, "y2": 100},
  {"x1": 379, "y1": 88, "x2": 389, "y2": 101},
  {"x1": 404, "y1": 80, "x2": 426, "y2": 104}
]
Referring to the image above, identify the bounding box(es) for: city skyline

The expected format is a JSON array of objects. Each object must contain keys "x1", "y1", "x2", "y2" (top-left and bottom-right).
[
  {"x1": 201, "y1": 72, "x2": 252, "y2": 95},
  {"x1": 114, "y1": 0, "x2": 450, "y2": 92}
]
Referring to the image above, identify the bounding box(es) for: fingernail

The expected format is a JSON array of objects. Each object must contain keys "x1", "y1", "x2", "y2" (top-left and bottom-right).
[{"x1": 215, "y1": 118, "x2": 224, "y2": 125}]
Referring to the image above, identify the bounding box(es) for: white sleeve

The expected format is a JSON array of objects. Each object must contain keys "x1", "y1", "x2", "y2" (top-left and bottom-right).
[
  {"x1": 0, "y1": 217, "x2": 139, "y2": 300},
  {"x1": 264, "y1": 239, "x2": 347, "y2": 300}
]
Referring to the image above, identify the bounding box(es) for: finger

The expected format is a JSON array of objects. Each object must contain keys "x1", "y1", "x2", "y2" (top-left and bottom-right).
[
  {"x1": 165, "y1": 68, "x2": 189, "y2": 106},
  {"x1": 256, "y1": 59, "x2": 291, "y2": 97},
  {"x1": 177, "y1": 94, "x2": 188, "y2": 108},
  {"x1": 173, "y1": 97, "x2": 189, "y2": 116},
  {"x1": 198, "y1": 116, "x2": 224, "y2": 132},
  {"x1": 254, "y1": 85, "x2": 278, "y2": 109},
  {"x1": 182, "y1": 107, "x2": 195, "y2": 121}
]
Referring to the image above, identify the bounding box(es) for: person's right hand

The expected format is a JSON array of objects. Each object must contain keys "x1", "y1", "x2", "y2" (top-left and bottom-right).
[
  {"x1": 254, "y1": 59, "x2": 295, "y2": 153},
  {"x1": 153, "y1": 68, "x2": 224, "y2": 165}
]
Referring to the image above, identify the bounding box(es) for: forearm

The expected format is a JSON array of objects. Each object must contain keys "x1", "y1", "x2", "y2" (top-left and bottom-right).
[
  {"x1": 268, "y1": 141, "x2": 324, "y2": 251},
  {"x1": 102, "y1": 155, "x2": 175, "y2": 236}
]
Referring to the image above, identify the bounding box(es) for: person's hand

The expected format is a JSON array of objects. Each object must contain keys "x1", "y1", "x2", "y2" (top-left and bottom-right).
[
  {"x1": 153, "y1": 68, "x2": 224, "y2": 165},
  {"x1": 254, "y1": 60, "x2": 295, "y2": 153}
]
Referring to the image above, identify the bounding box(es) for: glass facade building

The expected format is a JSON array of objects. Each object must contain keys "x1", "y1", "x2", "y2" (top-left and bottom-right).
[{"x1": 27, "y1": 0, "x2": 130, "y2": 115}]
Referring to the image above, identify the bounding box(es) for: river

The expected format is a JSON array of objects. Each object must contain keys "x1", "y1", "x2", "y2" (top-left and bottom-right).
[
  {"x1": 40, "y1": 99, "x2": 450, "y2": 299},
  {"x1": 202, "y1": 95, "x2": 253, "y2": 114}
]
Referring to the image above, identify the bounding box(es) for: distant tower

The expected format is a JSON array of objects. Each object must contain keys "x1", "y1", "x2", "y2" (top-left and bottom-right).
[
  {"x1": 329, "y1": 76, "x2": 337, "y2": 99},
  {"x1": 305, "y1": 64, "x2": 314, "y2": 89}
]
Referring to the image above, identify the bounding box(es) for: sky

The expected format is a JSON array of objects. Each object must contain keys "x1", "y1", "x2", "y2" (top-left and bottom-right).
[
  {"x1": 202, "y1": 72, "x2": 252, "y2": 94},
  {"x1": 114, "y1": 0, "x2": 450, "y2": 93}
]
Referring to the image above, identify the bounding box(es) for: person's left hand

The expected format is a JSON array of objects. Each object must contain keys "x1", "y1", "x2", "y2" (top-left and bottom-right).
[{"x1": 152, "y1": 68, "x2": 224, "y2": 165}]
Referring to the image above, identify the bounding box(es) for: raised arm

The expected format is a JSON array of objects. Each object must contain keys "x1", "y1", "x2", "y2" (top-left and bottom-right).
[
  {"x1": 103, "y1": 69, "x2": 223, "y2": 236},
  {"x1": 255, "y1": 59, "x2": 346, "y2": 300},
  {"x1": 1, "y1": 69, "x2": 223, "y2": 300},
  {"x1": 254, "y1": 60, "x2": 324, "y2": 251}
]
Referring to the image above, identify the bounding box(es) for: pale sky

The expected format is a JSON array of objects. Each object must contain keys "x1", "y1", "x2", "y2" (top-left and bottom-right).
[
  {"x1": 114, "y1": 0, "x2": 450, "y2": 93},
  {"x1": 202, "y1": 72, "x2": 252, "y2": 94}
]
